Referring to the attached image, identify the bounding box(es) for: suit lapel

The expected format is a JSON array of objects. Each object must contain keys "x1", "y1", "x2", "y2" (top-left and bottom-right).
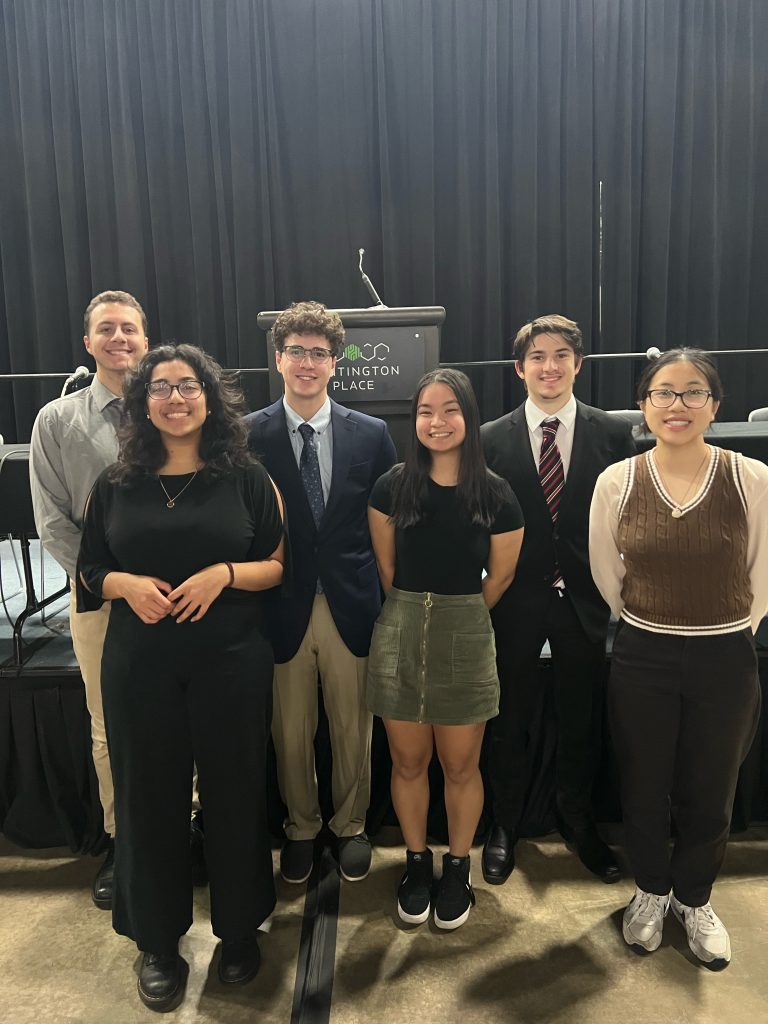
[
  {"x1": 508, "y1": 407, "x2": 550, "y2": 516},
  {"x1": 323, "y1": 402, "x2": 355, "y2": 524},
  {"x1": 560, "y1": 401, "x2": 589, "y2": 510}
]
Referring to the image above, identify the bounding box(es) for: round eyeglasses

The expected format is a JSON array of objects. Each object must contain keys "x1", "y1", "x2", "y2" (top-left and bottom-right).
[
  {"x1": 281, "y1": 345, "x2": 334, "y2": 364},
  {"x1": 146, "y1": 380, "x2": 205, "y2": 400},
  {"x1": 645, "y1": 389, "x2": 712, "y2": 409}
]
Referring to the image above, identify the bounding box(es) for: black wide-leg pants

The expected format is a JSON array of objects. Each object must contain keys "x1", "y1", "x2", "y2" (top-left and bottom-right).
[
  {"x1": 101, "y1": 601, "x2": 276, "y2": 953},
  {"x1": 609, "y1": 623, "x2": 761, "y2": 907},
  {"x1": 488, "y1": 587, "x2": 607, "y2": 834}
]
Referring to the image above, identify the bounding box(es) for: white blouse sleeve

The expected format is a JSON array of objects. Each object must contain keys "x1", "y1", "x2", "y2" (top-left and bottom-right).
[
  {"x1": 737, "y1": 454, "x2": 768, "y2": 632},
  {"x1": 589, "y1": 460, "x2": 631, "y2": 620}
]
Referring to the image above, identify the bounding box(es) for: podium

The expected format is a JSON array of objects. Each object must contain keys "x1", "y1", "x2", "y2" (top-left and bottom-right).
[{"x1": 257, "y1": 306, "x2": 446, "y2": 455}]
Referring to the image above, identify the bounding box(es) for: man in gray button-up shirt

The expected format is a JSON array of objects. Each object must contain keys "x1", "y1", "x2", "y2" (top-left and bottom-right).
[{"x1": 30, "y1": 289, "x2": 148, "y2": 908}]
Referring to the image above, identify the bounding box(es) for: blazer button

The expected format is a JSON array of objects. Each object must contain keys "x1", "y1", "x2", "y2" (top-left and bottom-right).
[{"x1": 543, "y1": 573, "x2": 551, "y2": 583}]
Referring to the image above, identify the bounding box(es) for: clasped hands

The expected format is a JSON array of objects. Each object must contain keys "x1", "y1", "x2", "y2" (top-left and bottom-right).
[{"x1": 123, "y1": 564, "x2": 231, "y2": 624}]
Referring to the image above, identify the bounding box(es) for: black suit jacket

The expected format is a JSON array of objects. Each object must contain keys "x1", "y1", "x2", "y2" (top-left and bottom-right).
[
  {"x1": 481, "y1": 401, "x2": 635, "y2": 642},
  {"x1": 245, "y1": 399, "x2": 396, "y2": 662}
]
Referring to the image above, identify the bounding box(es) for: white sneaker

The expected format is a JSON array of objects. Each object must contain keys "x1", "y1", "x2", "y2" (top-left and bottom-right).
[
  {"x1": 622, "y1": 887, "x2": 670, "y2": 954},
  {"x1": 670, "y1": 895, "x2": 731, "y2": 969}
]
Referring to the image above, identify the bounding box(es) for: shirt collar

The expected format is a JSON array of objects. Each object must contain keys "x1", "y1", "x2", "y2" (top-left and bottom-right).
[
  {"x1": 283, "y1": 396, "x2": 332, "y2": 435},
  {"x1": 525, "y1": 394, "x2": 577, "y2": 433},
  {"x1": 90, "y1": 375, "x2": 124, "y2": 412}
]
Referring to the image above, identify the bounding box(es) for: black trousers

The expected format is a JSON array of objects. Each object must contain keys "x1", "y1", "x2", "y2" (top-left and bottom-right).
[
  {"x1": 488, "y1": 587, "x2": 606, "y2": 834},
  {"x1": 609, "y1": 623, "x2": 761, "y2": 906},
  {"x1": 101, "y1": 601, "x2": 275, "y2": 953}
]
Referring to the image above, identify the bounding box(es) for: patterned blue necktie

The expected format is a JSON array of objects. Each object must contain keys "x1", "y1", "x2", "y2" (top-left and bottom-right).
[{"x1": 298, "y1": 422, "x2": 325, "y2": 528}]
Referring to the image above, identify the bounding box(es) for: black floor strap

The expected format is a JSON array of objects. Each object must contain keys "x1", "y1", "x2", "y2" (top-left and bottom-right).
[{"x1": 291, "y1": 843, "x2": 340, "y2": 1024}]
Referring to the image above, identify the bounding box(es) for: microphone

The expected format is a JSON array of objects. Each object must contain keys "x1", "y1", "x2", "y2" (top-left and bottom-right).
[
  {"x1": 60, "y1": 364, "x2": 91, "y2": 397},
  {"x1": 357, "y1": 248, "x2": 387, "y2": 308},
  {"x1": 645, "y1": 347, "x2": 662, "y2": 360}
]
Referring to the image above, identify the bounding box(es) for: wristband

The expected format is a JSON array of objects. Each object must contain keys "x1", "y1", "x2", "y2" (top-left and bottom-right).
[{"x1": 223, "y1": 561, "x2": 235, "y2": 588}]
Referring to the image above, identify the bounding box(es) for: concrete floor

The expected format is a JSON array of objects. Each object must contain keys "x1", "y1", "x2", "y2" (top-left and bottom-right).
[
  {"x1": 1, "y1": 827, "x2": 767, "y2": 1023},
  {"x1": 332, "y1": 827, "x2": 768, "y2": 1024}
]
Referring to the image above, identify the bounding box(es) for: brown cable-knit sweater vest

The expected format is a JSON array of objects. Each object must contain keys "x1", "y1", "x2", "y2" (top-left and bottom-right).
[{"x1": 618, "y1": 448, "x2": 752, "y2": 635}]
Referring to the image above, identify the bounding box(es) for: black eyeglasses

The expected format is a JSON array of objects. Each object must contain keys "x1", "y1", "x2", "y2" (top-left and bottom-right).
[
  {"x1": 281, "y1": 345, "x2": 334, "y2": 364},
  {"x1": 646, "y1": 389, "x2": 713, "y2": 409},
  {"x1": 146, "y1": 380, "x2": 205, "y2": 400}
]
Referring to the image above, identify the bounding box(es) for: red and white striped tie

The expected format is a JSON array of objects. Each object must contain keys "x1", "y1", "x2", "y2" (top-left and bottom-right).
[{"x1": 539, "y1": 418, "x2": 564, "y2": 587}]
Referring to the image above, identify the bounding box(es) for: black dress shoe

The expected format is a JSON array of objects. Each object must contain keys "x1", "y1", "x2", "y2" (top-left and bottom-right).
[
  {"x1": 573, "y1": 829, "x2": 621, "y2": 884},
  {"x1": 482, "y1": 824, "x2": 516, "y2": 885},
  {"x1": 92, "y1": 839, "x2": 115, "y2": 910},
  {"x1": 190, "y1": 812, "x2": 208, "y2": 887},
  {"x1": 280, "y1": 839, "x2": 315, "y2": 884},
  {"x1": 219, "y1": 935, "x2": 261, "y2": 985},
  {"x1": 138, "y1": 952, "x2": 189, "y2": 1012}
]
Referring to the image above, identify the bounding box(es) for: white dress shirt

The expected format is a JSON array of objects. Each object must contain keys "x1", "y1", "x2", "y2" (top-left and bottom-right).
[{"x1": 524, "y1": 394, "x2": 577, "y2": 476}]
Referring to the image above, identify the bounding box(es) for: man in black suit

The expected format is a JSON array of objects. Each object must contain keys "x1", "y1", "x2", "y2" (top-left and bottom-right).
[
  {"x1": 245, "y1": 301, "x2": 396, "y2": 885},
  {"x1": 480, "y1": 314, "x2": 635, "y2": 884}
]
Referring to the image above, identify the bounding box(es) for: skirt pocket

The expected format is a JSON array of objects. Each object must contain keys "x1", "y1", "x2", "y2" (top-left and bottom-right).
[
  {"x1": 451, "y1": 632, "x2": 497, "y2": 685},
  {"x1": 368, "y1": 621, "x2": 401, "y2": 680}
]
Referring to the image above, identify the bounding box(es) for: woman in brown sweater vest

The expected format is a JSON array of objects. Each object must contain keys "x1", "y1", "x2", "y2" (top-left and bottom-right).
[{"x1": 589, "y1": 348, "x2": 768, "y2": 971}]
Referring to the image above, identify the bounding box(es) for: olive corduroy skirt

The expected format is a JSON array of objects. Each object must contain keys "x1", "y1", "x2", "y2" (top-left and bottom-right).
[{"x1": 366, "y1": 587, "x2": 499, "y2": 725}]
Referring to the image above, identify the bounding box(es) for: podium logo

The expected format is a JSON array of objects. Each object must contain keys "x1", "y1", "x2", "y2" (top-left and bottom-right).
[
  {"x1": 333, "y1": 340, "x2": 400, "y2": 393},
  {"x1": 339, "y1": 342, "x2": 390, "y2": 362}
]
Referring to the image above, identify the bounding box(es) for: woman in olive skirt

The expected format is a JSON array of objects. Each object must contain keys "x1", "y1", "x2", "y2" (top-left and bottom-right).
[{"x1": 367, "y1": 369, "x2": 524, "y2": 929}]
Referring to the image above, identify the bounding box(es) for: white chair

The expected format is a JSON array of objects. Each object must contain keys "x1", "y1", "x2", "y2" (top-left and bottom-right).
[
  {"x1": 605, "y1": 408, "x2": 644, "y2": 426},
  {"x1": 747, "y1": 407, "x2": 768, "y2": 422}
]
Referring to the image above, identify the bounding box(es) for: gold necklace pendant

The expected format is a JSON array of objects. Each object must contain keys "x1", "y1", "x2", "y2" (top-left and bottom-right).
[{"x1": 158, "y1": 470, "x2": 198, "y2": 509}]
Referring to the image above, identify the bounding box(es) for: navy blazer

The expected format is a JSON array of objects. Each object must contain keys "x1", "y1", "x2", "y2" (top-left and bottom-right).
[
  {"x1": 481, "y1": 401, "x2": 635, "y2": 642},
  {"x1": 245, "y1": 399, "x2": 397, "y2": 662}
]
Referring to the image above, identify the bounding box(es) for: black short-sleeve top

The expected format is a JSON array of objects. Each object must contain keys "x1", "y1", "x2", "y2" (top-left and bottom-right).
[
  {"x1": 369, "y1": 465, "x2": 524, "y2": 595},
  {"x1": 77, "y1": 461, "x2": 282, "y2": 612}
]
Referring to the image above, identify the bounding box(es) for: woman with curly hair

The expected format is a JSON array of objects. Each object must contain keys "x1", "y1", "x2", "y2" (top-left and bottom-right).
[{"x1": 77, "y1": 344, "x2": 284, "y2": 1012}]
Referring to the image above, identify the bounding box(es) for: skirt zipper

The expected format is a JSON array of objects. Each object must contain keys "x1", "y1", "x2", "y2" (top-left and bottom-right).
[{"x1": 418, "y1": 592, "x2": 433, "y2": 723}]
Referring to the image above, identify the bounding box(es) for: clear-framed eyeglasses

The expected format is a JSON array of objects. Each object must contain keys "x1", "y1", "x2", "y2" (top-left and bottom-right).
[
  {"x1": 646, "y1": 388, "x2": 713, "y2": 409},
  {"x1": 282, "y1": 345, "x2": 334, "y2": 364},
  {"x1": 145, "y1": 380, "x2": 206, "y2": 400}
]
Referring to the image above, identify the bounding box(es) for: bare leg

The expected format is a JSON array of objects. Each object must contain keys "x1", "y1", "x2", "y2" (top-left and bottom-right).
[
  {"x1": 383, "y1": 719, "x2": 434, "y2": 851},
  {"x1": 434, "y1": 723, "x2": 487, "y2": 857}
]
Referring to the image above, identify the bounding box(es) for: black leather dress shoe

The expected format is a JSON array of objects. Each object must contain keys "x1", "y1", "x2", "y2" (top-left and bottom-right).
[
  {"x1": 573, "y1": 829, "x2": 621, "y2": 884},
  {"x1": 138, "y1": 952, "x2": 189, "y2": 1012},
  {"x1": 219, "y1": 935, "x2": 261, "y2": 985},
  {"x1": 190, "y1": 812, "x2": 208, "y2": 887},
  {"x1": 92, "y1": 839, "x2": 115, "y2": 910},
  {"x1": 482, "y1": 824, "x2": 516, "y2": 885}
]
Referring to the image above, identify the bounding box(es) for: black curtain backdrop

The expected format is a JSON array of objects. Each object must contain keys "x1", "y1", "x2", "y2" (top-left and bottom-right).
[{"x1": 1, "y1": 0, "x2": 767, "y2": 444}]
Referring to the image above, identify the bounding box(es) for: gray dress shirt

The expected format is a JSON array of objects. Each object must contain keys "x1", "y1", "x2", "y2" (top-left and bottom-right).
[{"x1": 29, "y1": 376, "x2": 123, "y2": 580}]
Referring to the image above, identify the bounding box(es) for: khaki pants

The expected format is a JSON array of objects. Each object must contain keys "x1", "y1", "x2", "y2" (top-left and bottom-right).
[
  {"x1": 69, "y1": 586, "x2": 114, "y2": 836},
  {"x1": 273, "y1": 594, "x2": 372, "y2": 840}
]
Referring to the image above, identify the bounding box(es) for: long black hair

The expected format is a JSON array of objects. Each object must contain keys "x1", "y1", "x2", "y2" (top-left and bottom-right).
[
  {"x1": 390, "y1": 368, "x2": 507, "y2": 528},
  {"x1": 110, "y1": 343, "x2": 253, "y2": 483}
]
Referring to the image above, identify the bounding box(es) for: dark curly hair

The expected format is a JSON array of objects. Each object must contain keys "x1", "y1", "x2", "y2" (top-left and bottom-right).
[
  {"x1": 271, "y1": 301, "x2": 345, "y2": 357},
  {"x1": 110, "y1": 343, "x2": 253, "y2": 483}
]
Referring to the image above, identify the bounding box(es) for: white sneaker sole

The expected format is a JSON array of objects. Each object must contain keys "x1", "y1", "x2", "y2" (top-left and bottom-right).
[
  {"x1": 339, "y1": 865, "x2": 370, "y2": 882},
  {"x1": 397, "y1": 902, "x2": 431, "y2": 925},
  {"x1": 280, "y1": 867, "x2": 313, "y2": 885},
  {"x1": 434, "y1": 905, "x2": 471, "y2": 930}
]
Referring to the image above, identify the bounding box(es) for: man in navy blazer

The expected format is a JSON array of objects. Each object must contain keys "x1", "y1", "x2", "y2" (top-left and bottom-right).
[
  {"x1": 480, "y1": 314, "x2": 635, "y2": 887},
  {"x1": 245, "y1": 301, "x2": 396, "y2": 885}
]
